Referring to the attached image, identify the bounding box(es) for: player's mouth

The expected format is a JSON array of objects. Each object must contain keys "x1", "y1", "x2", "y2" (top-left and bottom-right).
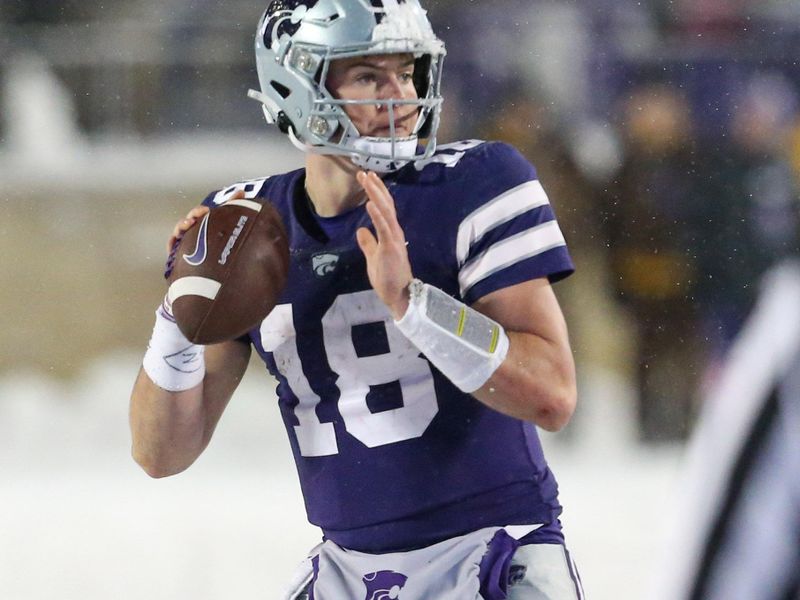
[
  {"x1": 373, "y1": 126, "x2": 411, "y2": 137},
  {"x1": 371, "y1": 110, "x2": 418, "y2": 137}
]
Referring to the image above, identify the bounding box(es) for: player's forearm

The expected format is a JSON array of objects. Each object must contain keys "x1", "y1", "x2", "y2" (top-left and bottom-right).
[
  {"x1": 472, "y1": 331, "x2": 576, "y2": 431},
  {"x1": 129, "y1": 369, "x2": 210, "y2": 478}
]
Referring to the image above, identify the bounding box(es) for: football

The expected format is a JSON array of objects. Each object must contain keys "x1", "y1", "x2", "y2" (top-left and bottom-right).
[{"x1": 167, "y1": 199, "x2": 289, "y2": 344}]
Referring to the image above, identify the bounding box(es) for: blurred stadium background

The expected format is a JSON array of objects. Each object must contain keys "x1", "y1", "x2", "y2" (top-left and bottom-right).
[{"x1": 1, "y1": 1, "x2": 799, "y2": 598}]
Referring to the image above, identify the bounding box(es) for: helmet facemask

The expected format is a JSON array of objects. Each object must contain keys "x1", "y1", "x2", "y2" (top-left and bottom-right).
[{"x1": 249, "y1": 0, "x2": 446, "y2": 173}]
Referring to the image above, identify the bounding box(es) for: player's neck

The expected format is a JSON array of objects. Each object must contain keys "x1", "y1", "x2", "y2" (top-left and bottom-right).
[{"x1": 305, "y1": 154, "x2": 367, "y2": 217}]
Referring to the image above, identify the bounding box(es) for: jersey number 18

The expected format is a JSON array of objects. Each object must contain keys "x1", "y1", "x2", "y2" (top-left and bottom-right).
[{"x1": 260, "y1": 291, "x2": 438, "y2": 457}]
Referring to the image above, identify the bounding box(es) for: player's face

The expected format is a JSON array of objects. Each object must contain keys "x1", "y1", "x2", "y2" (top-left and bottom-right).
[{"x1": 326, "y1": 53, "x2": 419, "y2": 138}]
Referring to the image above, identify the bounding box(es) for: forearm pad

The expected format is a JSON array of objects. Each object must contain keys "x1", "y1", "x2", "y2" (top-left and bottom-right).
[
  {"x1": 394, "y1": 279, "x2": 509, "y2": 393},
  {"x1": 142, "y1": 302, "x2": 206, "y2": 392}
]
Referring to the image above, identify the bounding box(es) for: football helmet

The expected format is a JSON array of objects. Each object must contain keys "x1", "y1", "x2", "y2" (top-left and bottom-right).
[{"x1": 248, "y1": 0, "x2": 446, "y2": 172}]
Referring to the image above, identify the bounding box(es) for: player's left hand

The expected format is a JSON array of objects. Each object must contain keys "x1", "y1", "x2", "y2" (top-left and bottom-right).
[{"x1": 356, "y1": 171, "x2": 412, "y2": 320}]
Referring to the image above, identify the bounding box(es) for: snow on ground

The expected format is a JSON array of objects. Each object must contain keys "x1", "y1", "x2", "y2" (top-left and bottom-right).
[{"x1": 0, "y1": 356, "x2": 682, "y2": 600}]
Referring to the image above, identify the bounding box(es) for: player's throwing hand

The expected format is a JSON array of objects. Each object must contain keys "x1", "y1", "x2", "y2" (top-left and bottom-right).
[{"x1": 356, "y1": 171, "x2": 413, "y2": 320}]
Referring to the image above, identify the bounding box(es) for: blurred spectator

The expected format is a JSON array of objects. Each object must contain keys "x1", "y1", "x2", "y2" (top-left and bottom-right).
[
  {"x1": 2, "y1": 0, "x2": 90, "y2": 24},
  {"x1": 477, "y1": 86, "x2": 630, "y2": 437},
  {"x1": 697, "y1": 72, "x2": 800, "y2": 364},
  {"x1": 648, "y1": 72, "x2": 800, "y2": 599},
  {"x1": 658, "y1": 0, "x2": 750, "y2": 40},
  {"x1": 652, "y1": 258, "x2": 800, "y2": 600},
  {"x1": 601, "y1": 83, "x2": 710, "y2": 442},
  {"x1": 476, "y1": 87, "x2": 602, "y2": 258}
]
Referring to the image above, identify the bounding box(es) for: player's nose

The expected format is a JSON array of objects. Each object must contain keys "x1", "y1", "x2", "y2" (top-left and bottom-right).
[{"x1": 377, "y1": 74, "x2": 408, "y2": 102}]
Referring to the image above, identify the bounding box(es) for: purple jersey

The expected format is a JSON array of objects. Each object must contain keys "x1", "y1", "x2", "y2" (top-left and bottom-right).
[{"x1": 202, "y1": 140, "x2": 575, "y2": 553}]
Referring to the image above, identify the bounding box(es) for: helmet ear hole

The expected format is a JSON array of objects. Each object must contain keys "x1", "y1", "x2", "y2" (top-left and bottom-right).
[
  {"x1": 271, "y1": 81, "x2": 292, "y2": 99},
  {"x1": 418, "y1": 116, "x2": 433, "y2": 138},
  {"x1": 272, "y1": 82, "x2": 294, "y2": 134},
  {"x1": 413, "y1": 55, "x2": 431, "y2": 98},
  {"x1": 413, "y1": 55, "x2": 434, "y2": 138}
]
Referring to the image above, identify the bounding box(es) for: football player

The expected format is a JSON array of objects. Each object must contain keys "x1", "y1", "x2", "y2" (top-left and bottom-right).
[{"x1": 130, "y1": 1, "x2": 584, "y2": 598}]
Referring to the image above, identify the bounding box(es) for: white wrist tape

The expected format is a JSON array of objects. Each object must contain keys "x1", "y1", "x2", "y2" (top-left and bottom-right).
[
  {"x1": 142, "y1": 301, "x2": 206, "y2": 392},
  {"x1": 394, "y1": 279, "x2": 509, "y2": 393}
]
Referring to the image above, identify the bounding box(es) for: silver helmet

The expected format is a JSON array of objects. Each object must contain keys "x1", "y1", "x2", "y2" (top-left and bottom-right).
[{"x1": 248, "y1": 0, "x2": 446, "y2": 172}]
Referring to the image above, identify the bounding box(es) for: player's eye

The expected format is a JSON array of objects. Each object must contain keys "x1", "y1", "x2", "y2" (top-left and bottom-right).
[{"x1": 353, "y1": 72, "x2": 377, "y2": 85}]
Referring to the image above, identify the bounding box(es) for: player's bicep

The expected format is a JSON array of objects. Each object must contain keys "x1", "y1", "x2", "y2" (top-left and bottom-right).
[{"x1": 470, "y1": 278, "x2": 576, "y2": 428}]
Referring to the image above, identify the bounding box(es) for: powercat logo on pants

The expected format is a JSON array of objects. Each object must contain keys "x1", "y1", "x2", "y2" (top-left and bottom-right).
[{"x1": 362, "y1": 570, "x2": 408, "y2": 600}]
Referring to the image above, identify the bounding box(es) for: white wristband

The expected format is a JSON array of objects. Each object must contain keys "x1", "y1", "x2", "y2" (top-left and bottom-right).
[
  {"x1": 394, "y1": 279, "x2": 509, "y2": 393},
  {"x1": 142, "y1": 302, "x2": 206, "y2": 392}
]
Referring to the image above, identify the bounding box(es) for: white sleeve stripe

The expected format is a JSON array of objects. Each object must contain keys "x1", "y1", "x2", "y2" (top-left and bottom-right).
[
  {"x1": 458, "y1": 221, "x2": 566, "y2": 297},
  {"x1": 456, "y1": 180, "x2": 550, "y2": 266}
]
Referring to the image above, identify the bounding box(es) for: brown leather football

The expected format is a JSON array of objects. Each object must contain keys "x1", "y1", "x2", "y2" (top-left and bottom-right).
[{"x1": 167, "y1": 199, "x2": 289, "y2": 344}]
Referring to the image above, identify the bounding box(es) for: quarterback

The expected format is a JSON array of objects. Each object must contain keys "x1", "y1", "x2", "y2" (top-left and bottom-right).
[{"x1": 130, "y1": 1, "x2": 583, "y2": 598}]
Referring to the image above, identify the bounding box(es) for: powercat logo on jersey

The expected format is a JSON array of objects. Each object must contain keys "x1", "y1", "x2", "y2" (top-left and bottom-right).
[
  {"x1": 312, "y1": 252, "x2": 339, "y2": 277},
  {"x1": 362, "y1": 570, "x2": 408, "y2": 600},
  {"x1": 183, "y1": 212, "x2": 211, "y2": 266}
]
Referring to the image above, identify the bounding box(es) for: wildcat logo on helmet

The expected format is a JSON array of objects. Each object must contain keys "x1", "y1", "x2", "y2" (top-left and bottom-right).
[
  {"x1": 183, "y1": 212, "x2": 211, "y2": 266},
  {"x1": 260, "y1": 0, "x2": 318, "y2": 50},
  {"x1": 362, "y1": 570, "x2": 408, "y2": 600}
]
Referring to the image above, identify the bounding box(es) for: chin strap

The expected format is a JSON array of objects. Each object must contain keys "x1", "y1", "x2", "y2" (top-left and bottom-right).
[{"x1": 347, "y1": 135, "x2": 419, "y2": 173}]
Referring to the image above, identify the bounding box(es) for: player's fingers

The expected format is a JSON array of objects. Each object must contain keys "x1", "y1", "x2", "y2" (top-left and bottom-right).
[
  {"x1": 358, "y1": 171, "x2": 390, "y2": 211},
  {"x1": 167, "y1": 206, "x2": 210, "y2": 253},
  {"x1": 167, "y1": 224, "x2": 189, "y2": 254},
  {"x1": 365, "y1": 197, "x2": 394, "y2": 243},
  {"x1": 188, "y1": 206, "x2": 209, "y2": 217},
  {"x1": 179, "y1": 205, "x2": 210, "y2": 231},
  {"x1": 368, "y1": 172, "x2": 405, "y2": 240},
  {"x1": 175, "y1": 210, "x2": 203, "y2": 236},
  {"x1": 167, "y1": 220, "x2": 191, "y2": 254},
  {"x1": 364, "y1": 172, "x2": 397, "y2": 216},
  {"x1": 356, "y1": 226, "x2": 377, "y2": 258},
  {"x1": 360, "y1": 172, "x2": 404, "y2": 240}
]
